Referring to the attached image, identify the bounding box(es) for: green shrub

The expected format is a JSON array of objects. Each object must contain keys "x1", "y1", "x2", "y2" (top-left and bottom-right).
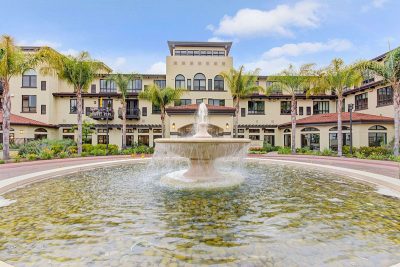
[
  {"x1": 50, "y1": 144, "x2": 64, "y2": 155},
  {"x1": 388, "y1": 155, "x2": 400, "y2": 162},
  {"x1": 14, "y1": 155, "x2": 22, "y2": 163},
  {"x1": 82, "y1": 144, "x2": 94, "y2": 153},
  {"x1": 58, "y1": 151, "x2": 68, "y2": 159},
  {"x1": 26, "y1": 153, "x2": 38, "y2": 161},
  {"x1": 367, "y1": 153, "x2": 387, "y2": 160},
  {"x1": 321, "y1": 148, "x2": 334, "y2": 156},
  {"x1": 18, "y1": 139, "x2": 76, "y2": 156},
  {"x1": 81, "y1": 152, "x2": 89, "y2": 157},
  {"x1": 0, "y1": 144, "x2": 3, "y2": 150},
  {"x1": 0, "y1": 160, "x2": 5, "y2": 164},
  {"x1": 262, "y1": 142, "x2": 280, "y2": 152},
  {"x1": 121, "y1": 145, "x2": 154, "y2": 155},
  {"x1": 39, "y1": 149, "x2": 54, "y2": 160},
  {"x1": 90, "y1": 149, "x2": 106, "y2": 156},
  {"x1": 354, "y1": 151, "x2": 366, "y2": 159},
  {"x1": 357, "y1": 146, "x2": 391, "y2": 158},
  {"x1": 278, "y1": 147, "x2": 291, "y2": 154},
  {"x1": 67, "y1": 146, "x2": 78, "y2": 154}
]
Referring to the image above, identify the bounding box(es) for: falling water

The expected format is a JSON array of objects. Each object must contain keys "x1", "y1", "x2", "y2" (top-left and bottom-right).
[{"x1": 194, "y1": 103, "x2": 212, "y2": 138}]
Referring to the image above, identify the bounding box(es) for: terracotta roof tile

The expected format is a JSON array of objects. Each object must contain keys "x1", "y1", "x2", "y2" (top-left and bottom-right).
[
  {"x1": 166, "y1": 104, "x2": 236, "y2": 112},
  {"x1": 0, "y1": 112, "x2": 56, "y2": 128},
  {"x1": 279, "y1": 112, "x2": 393, "y2": 127}
]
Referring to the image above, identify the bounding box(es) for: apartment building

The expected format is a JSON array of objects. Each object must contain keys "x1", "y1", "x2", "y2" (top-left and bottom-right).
[{"x1": 0, "y1": 41, "x2": 395, "y2": 150}]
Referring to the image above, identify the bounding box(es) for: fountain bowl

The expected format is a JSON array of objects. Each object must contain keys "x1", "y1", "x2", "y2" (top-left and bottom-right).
[{"x1": 155, "y1": 137, "x2": 251, "y2": 189}]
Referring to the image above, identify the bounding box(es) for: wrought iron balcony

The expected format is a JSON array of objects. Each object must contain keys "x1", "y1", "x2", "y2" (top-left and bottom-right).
[
  {"x1": 89, "y1": 107, "x2": 114, "y2": 120},
  {"x1": 118, "y1": 107, "x2": 140, "y2": 120}
]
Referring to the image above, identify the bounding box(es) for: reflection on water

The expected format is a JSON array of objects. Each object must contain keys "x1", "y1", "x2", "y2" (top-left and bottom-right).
[{"x1": 0, "y1": 163, "x2": 399, "y2": 266}]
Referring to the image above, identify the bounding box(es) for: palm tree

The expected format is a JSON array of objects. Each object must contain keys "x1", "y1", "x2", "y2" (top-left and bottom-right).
[
  {"x1": 220, "y1": 66, "x2": 261, "y2": 137},
  {"x1": 356, "y1": 48, "x2": 400, "y2": 156},
  {"x1": 267, "y1": 64, "x2": 316, "y2": 154},
  {"x1": 107, "y1": 73, "x2": 140, "y2": 149},
  {"x1": 313, "y1": 58, "x2": 363, "y2": 156},
  {"x1": 0, "y1": 35, "x2": 39, "y2": 160},
  {"x1": 139, "y1": 85, "x2": 183, "y2": 138},
  {"x1": 40, "y1": 48, "x2": 109, "y2": 155}
]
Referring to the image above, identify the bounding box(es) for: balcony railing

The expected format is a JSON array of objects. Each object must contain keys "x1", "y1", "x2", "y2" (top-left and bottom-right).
[
  {"x1": 118, "y1": 107, "x2": 140, "y2": 120},
  {"x1": 89, "y1": 107, "x2": 114, "y2": 120}
]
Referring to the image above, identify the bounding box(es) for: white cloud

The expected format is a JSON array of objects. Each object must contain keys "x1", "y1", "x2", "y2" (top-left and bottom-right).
[
  {"x1": 109, "y1": 57, "x2": 127, "y2": 72},
  {"x1": 263, "y1": 39, "x2": 352, "y2": 58},
  {"x1": 207, "y1": 37, "x2": 229, "y2": 42},
  {"x1": 146, "y1": 61, "x2": 166, "y2": 74},
  {"x1": 60, "y1": 48, "x2": 79, "y2": 56},
  {"x1": 208, "y1": 0, "x2": 321, "y2": 38},
  {"x1": 17, "y1": 39, "x2": 61, "y2": 48},
  {"x1": 243, "y1": 39, "x2": 352, "y2": 75},
  {"x1": 362, "y1": 0, "x2": 389, "y2": 12}
]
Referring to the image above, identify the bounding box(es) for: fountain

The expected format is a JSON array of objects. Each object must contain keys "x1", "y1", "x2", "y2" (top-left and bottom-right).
[{"x1": 154, "y1": 103, "x2": 251, "y2": 189}]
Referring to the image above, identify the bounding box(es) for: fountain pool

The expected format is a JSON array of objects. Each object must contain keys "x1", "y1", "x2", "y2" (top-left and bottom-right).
[{"x1": 0, "y1": 162, "x2": 399, "y2": 266}]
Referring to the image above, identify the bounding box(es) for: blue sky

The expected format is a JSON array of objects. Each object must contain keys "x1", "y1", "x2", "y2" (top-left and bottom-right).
[{"x1": 1, "y1": 0, "x2": 399, "y2": 74}]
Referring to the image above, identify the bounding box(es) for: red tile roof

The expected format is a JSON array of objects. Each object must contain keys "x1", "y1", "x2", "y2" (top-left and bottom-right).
[
  {"x1": 279, "y1": 112, "x2": 393, "y2": 127},
  {"x1": 166, "y1": 104, "x2": 236, "y2": 115},
  {"x1": 0, "y1": 112, "x2": 57, "y2": 128}
]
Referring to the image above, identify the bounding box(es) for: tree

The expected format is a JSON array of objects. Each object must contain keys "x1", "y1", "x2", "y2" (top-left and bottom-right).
[
  {"x1": 139, "y1": 85, "x2": 183, "y2": 138},
  {"x1": 356, "y1": 48, "x2": 400, "y2": 156},
  {"x1": 267, "y1": 64, "x2": 316, "y2": 154},
  {"x1": 40, "y1": 48, "x2": 109, "y2": 155},
  {"x1": 0, "y1": 35, "x2": 39, "y2": 160},
  {"x1": 107, "y1": 73, "x2": 140, "y2": 149},
  {"x1": 73, "y1": 119, "x2": 95, "y2": 144},
  {"x1": 313, "y1": 59, "x2": 362, "y2": 156},
  {"x1": 220, "y1": 66, "x2": 261, "y2": 137}
]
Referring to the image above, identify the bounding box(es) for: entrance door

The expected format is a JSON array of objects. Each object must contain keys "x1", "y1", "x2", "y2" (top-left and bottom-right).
[
  {"x1": 138, "y1": 135, "x2": 149, "y2": 146},
  {"x1": 284, "y1": 134, "x2": 291, "y2": 147}
]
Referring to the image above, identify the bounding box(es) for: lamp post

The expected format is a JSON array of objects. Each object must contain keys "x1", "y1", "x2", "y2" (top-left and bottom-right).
[{"x1": 348, "y1": 103, "x2": 354, "y2": 154}]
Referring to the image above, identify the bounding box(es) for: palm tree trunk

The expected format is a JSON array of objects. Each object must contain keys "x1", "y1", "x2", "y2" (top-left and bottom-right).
[
  {"x1": 122, "y1": 101, "x2": 127, "y2": 150},
  {"x1": 234, "y1": 98, "x2": 240, "y2": 138},
  {"x1": 161, "y1": 109, "x2": 166, "y2": 138},
  {"x1": 290, "y1": 95, "x2": 297, "y2": 154},
  {"x1": 2, "y1": 81, "x2": 11, "y2": 160},
  {"x1": 337, "y1": 95, "x2": 343, "y2": 157},
  {"x1": 76, "y1": 89, "x2": 83, "y2": 155},
  {"x1": 394, "y1": 86, "x2": 400, "y2": 156}
]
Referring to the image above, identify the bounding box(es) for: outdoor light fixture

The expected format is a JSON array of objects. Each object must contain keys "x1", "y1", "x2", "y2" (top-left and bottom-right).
[
  {"x1": 226, "y1": 123, "x2": 229, "y2": 129},
  {"x1": 348, "y1": 103, "x2": 354, "y2": 155},
  {"x1": 19, "y1": 129, "x2": 24, "y2": 134},
  {"x1": 172, "y1": 123, "x2": 176, "y2": 130}
]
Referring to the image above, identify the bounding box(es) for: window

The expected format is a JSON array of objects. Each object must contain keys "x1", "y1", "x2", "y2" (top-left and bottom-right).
[
  {"x1": 264, "y1": 135, "x2": 275, "y2": 146},
  {"x1": 86, "y1": 107, "x2": 91, "y2": 116},
  {"x1": 154, "y1": 80, "x2": 166, "y2": 89},
  {"x1": 208, "y1": 79, "x2": 212, "y2": 90},
  {"x1": 241, "y1": 108, "x2": 246, "y2": 117},
  {"x1": 369, "y1": 133, "x2": 387, "y2": 146},
  {"x1": 175, "y1": 99, "x2": 192, "y2": 106},
  {"x1": 70, "y1": 99, "x2": 77, "y2": 114},
  {"x1": 41, "y1": 105, "x2": 46, "y2": 115},
  {"x1": 91, "y1": 84, "x2": 96, "y2": 93},
  {"x1": 362, "y1": 70, "x2": 375, "y2": 84},
  {"x1": 193, "y1": 73, "x2": 206, "y2": 90},
  {"x1": 100, "y1": 99, "x2": 113, "y2": 109},
  {"x1": 249, "y1": 135, "x2": 260, "y2": 140},
  {"x1": 299, "y1": 107, "x2": 304, "y2": 115},
  {"x1": 41, "y1": 81, "x2": 46, "y2": 91},
  {"x1": 355, "y1": 93, "x2": 368, "y2": 110},
  {"x1": 175, "y1": 75, "x2": 185, "y2": 89},
  {"x1": 22, "y1": 95, "x2": 37, "y2": 112},
  {"x1": 196, "y1": 99, "x2": 203, "y2": 104},
  {"x1": 128, "y1": 79, "x2": 142, "y2": 92},
  {"x1": 97, "y1": 135, "x2": 109, "y2": 144},
  {"x1": 22, "y1": 69, "x2": 37, "y2": 88},
  {"x1": 142, "y1": 107, "x2": 147, "y2": 116},
  {"x1": 369, "y1": 125, "x2": 387, "y2": 130},
  {"x1": 100, "y1": 79, "x2": 116, "y2": 93},
  {"x1": 301, "y1": 133, "x2": 320, "y2": 150},
  {"x1": 208, "y1": 99, "x2": 225, "y2": 106},
  {"x1": 187, "y1": 79, "x2": 192, "y2": 90},
  {"x1": 377, "y1": 87, "x2": 393, "y2": 106},
  {"x1": 280, "y1": 101, "x2": 291, "y2": 115},
  {"x1": 152, "y1": 104, "x2": 161, "y2": 114},
  {"x1": 138, "y1": 135, "x2": 149, "y2": 146},
  {"x1": 313, "y1": 101, "x2": 329, "y2": 114},
  {"x1": 264, "y1": 129, "x2": 275, "y2": 133},
  {"x1": 306, "y1": 106, "x2": 311, "y2": 115},
  {"x1": 249, "y1": 129, "x2": 260, "y2": 133},
  {"x1": 301, "y1": 127, "x2": 319, "y2": 132},
  {"x1": 248, "y1": 101, "x2": 265, "y2": 114},
  {"x1": 214, "y1": 75, "x2": 224, "y2": 91},
  {"x1": 329, "y1": 129, "x2": 351, "y2": 151}
]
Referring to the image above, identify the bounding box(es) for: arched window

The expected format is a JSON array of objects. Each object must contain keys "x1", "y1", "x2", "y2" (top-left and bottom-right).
[
  {"x1": 22, "y1": 69, "x2": 37, "y2": 88},
  {"x1": 214, "y1": 75, "x2": 224, "y2": 91},
  {"x1": 284, "y1": 129, "x2": 291, "y2": 133},
  {"x1": 34, "y1": 128, "x2": 48, "y2": 133},
  {"x1": 175, "y1": 74, "x2": 185, "y2": 89},
  {"x1": 368, "y1": 125, "x2": 387, "y2": 147},
  {"x1": 329, "y1": 126, "x2": 350, "y2": 131},
  {"x1": 193, "y1": 73, "x2": 206, "y2": 90},
  {"x1": 368, "y1": 125, "x2": 387, "y2": 130},
  {"x1": 301, "y1": 127, "x2": 319, "y2": 132}
]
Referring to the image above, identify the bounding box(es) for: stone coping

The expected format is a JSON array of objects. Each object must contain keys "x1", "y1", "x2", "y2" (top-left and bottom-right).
[{"x1": 155, "y1": 138, "x2": 251, "y2": 144}]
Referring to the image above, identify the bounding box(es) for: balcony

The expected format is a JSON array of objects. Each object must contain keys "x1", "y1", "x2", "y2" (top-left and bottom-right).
[
  {"x1": 118, "y1": 107, "x2": 140, "y2": 120},
  {"x1": 89, "y1": 107, "x2": 114, "y2": 120}
]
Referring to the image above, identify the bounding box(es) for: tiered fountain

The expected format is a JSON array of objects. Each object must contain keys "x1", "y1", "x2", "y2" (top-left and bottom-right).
[{"x1": 155, "y1": 103, "x2": 251, "y2": 189}]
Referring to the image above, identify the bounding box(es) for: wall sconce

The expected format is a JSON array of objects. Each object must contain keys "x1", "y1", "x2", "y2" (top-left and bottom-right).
[
  {"x1": 19, "y1": 129, "x2": 24, "y2": 134},
  {"x1": 226, "y1": 123, "x2": 229, "y2": 129},
  {"x1": 172, "y1": 123, "x2": 176, "y2": 130}
]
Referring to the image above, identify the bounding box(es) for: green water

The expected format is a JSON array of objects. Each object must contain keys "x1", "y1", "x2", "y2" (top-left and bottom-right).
[{"x1": 0, "y1": 163, "x2": 399, "y2": 266}]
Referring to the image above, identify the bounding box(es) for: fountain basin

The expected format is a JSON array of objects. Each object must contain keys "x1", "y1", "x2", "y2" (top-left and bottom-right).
[{"x1": 155, "y1": 138, "x2": 250, "y2": 188}]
